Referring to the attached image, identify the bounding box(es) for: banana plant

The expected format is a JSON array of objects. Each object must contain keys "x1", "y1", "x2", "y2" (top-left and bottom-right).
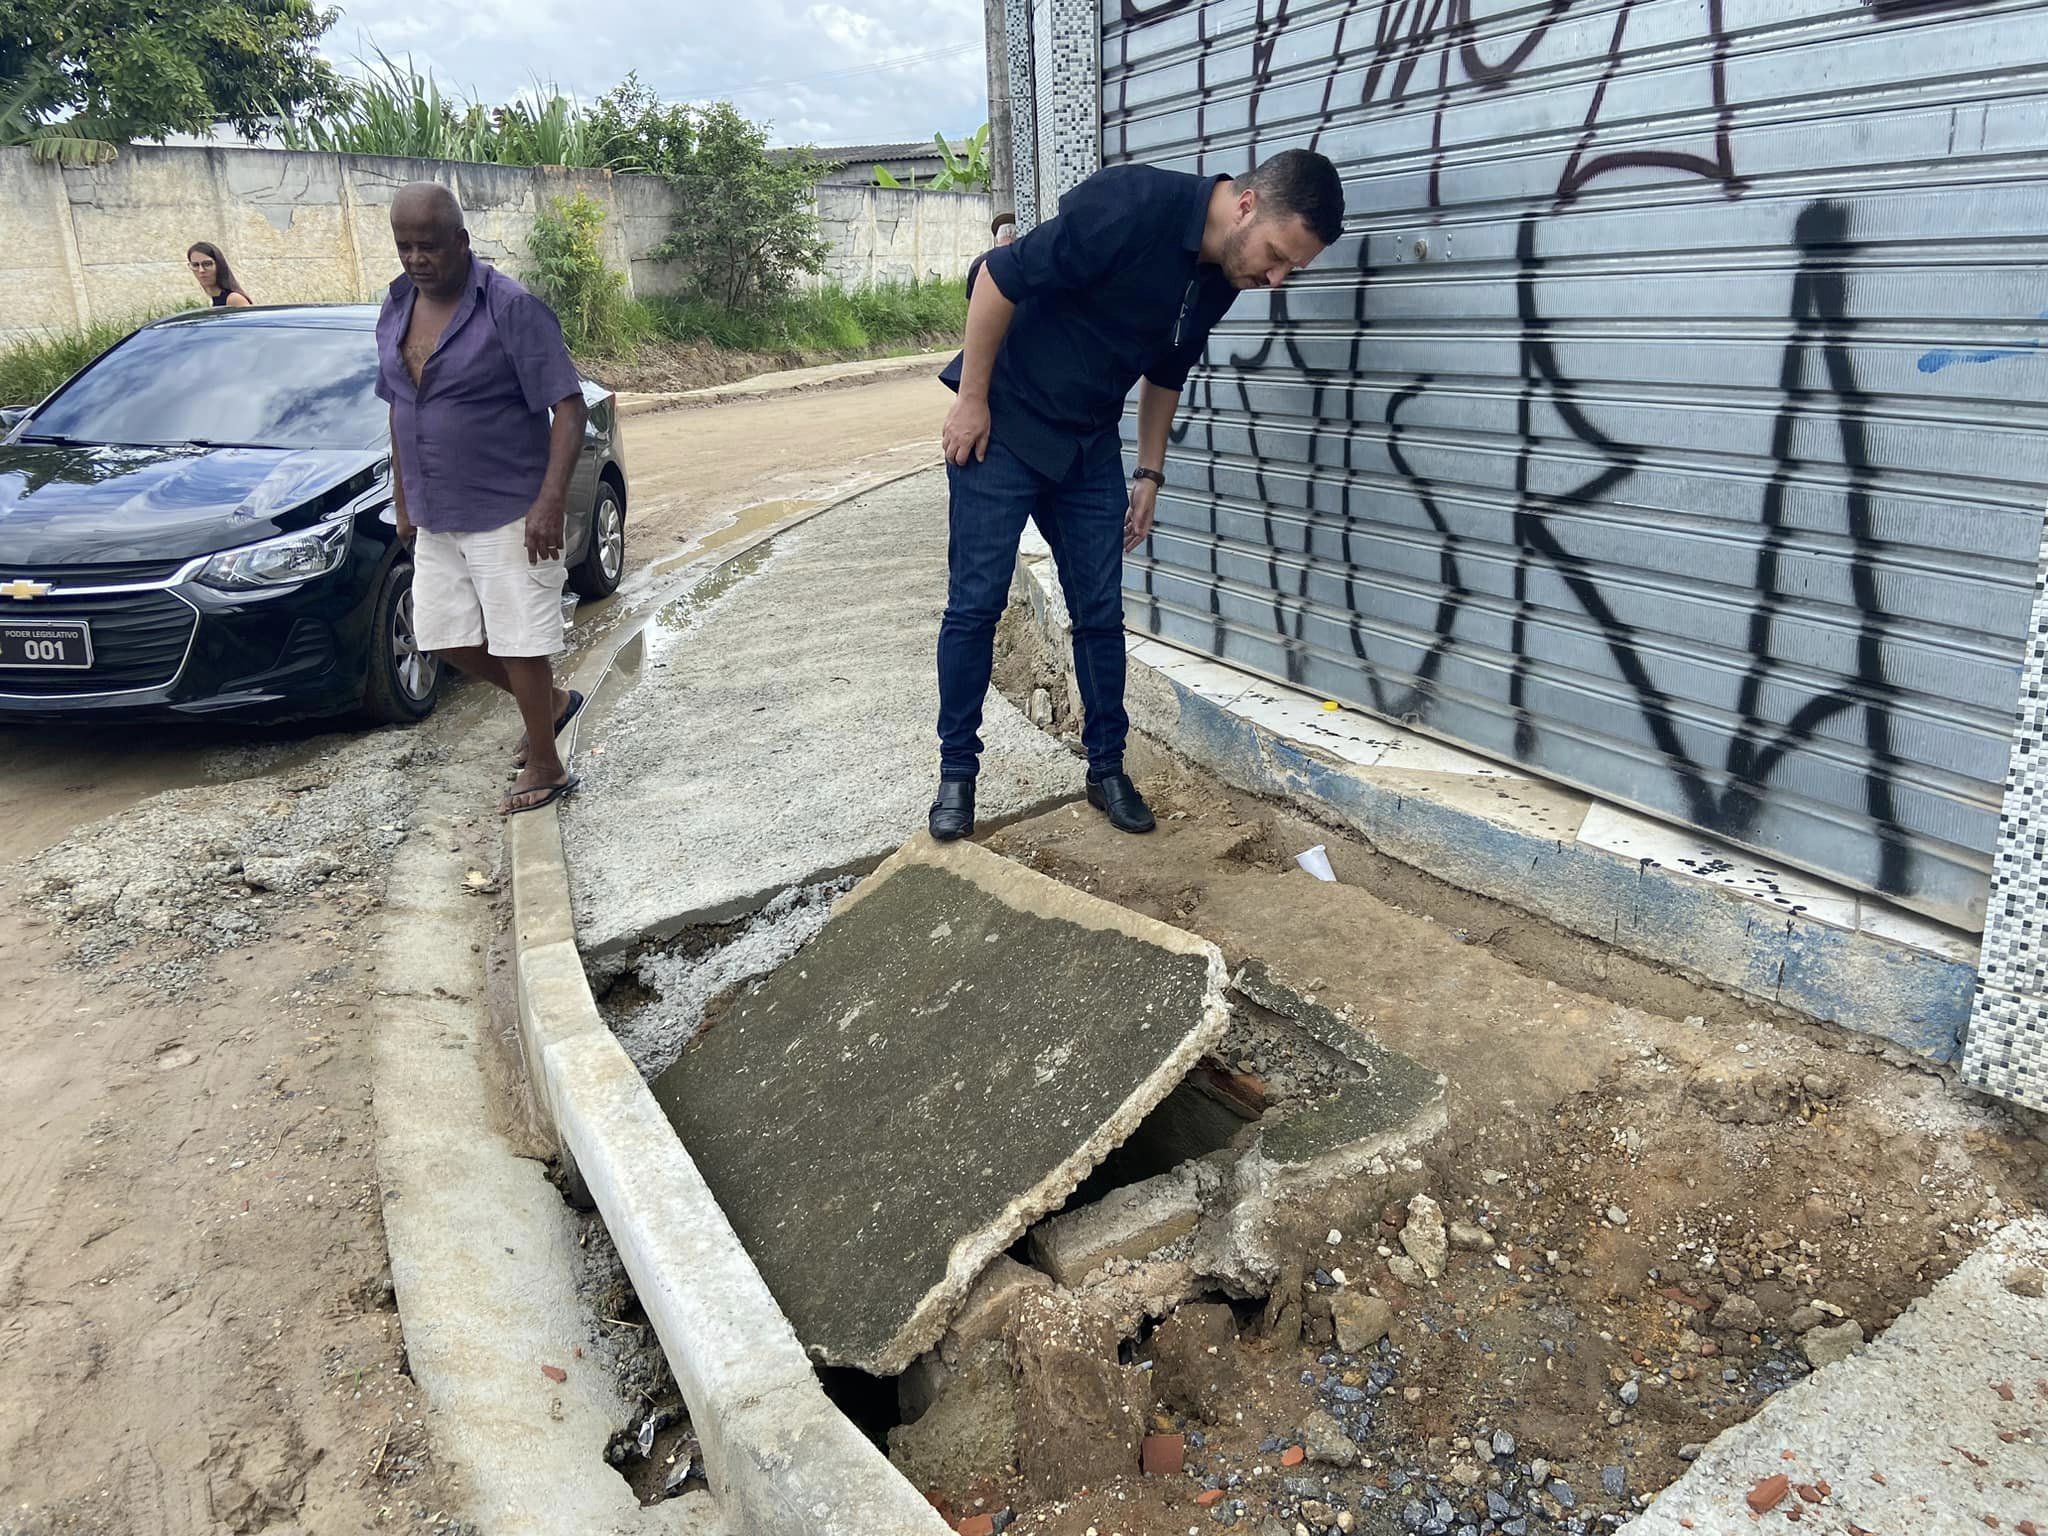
[{"x1": 928, "y1": 122, "x2": 990, "y2": 192}]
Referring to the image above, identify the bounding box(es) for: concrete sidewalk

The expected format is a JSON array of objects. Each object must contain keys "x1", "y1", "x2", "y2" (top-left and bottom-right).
[
  {"x1": 616, "y1": 350, "x2": 954, "y2": 418},
  {"x1": 562, "y1": 469, "x2": 1075, "y2": 961},
  {"x1": 1627, "y1": 1217, "x2": 2048, "y2": 1534}
]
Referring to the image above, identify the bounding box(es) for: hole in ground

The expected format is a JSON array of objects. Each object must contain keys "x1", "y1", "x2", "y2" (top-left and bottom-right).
[
  {"x1": 818, "y1": 1363, "x2": 904, "y2": 1449},
  {"x1": 1062, "y1": 1070, "x2": 1261, "y2": 1210}
]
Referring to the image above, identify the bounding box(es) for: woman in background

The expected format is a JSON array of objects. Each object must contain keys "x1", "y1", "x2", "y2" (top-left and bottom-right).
[{"x1": 187, "y1": 242, "x2": 252, "y2": 307}]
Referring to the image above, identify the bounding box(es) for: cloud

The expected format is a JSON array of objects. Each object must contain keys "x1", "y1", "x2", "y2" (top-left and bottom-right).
[{"x1": 323, "y1": 0, "x2": 989, "y2": 146}]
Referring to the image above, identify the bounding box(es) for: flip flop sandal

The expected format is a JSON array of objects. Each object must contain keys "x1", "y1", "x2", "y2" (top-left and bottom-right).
[
  {"x1": 501, "y1": 774, "x2": 581, "y2": 817},
  {"x1": 555, "y1": 688, "x2": 586, "y2": 737},
  {"x1": 514, "y1": 689, "x2": 587, "y2": 767}
]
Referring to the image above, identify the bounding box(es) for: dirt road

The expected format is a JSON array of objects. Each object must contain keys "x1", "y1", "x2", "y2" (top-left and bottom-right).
[{"x1": 0, "y1": 373, "x2": 948, "y2": 1536}]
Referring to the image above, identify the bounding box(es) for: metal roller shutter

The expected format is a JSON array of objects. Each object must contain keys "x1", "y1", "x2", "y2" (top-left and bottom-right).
[{"x1": 1103, "y1": 0, "x2": 2048, "y2": 929}]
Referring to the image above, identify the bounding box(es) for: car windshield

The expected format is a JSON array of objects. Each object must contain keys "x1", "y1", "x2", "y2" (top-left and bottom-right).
[{"x1": 22, "y1": 321, "x2": 386, "y2": 451}]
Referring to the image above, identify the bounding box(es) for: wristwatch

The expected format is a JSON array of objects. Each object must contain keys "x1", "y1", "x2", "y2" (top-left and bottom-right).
[{"x1": 1132, "y1": 467, "x2": 1165, "y2": 487}]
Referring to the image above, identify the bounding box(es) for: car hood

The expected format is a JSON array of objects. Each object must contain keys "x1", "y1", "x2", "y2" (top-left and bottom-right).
[{"x1": 0, "y1": 442, "x2": 385, "y2": 568}]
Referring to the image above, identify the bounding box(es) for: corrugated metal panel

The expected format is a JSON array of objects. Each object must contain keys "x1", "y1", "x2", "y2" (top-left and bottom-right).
[{"x1": 1101, "y1": 0, "x2": 2048, "y2": 929}]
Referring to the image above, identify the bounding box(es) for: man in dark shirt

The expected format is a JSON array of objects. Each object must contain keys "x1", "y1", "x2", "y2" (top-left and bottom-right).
[
  {"x1": 930, "y1": 150, "x2": 1345, "y2": 840},
  {"x1": 373, "y1": 182, "x2": 590, "y2": 816}
]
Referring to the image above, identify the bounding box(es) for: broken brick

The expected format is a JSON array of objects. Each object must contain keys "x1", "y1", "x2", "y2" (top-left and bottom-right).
[
  {"x1": 1748, "y1": 1474, "x2": 1790, "y2": 1513},
  {"x1": 1141, "y1": 1433, "x2": 1185, "y2": 1477},
  {"x1": 1796, "y1": 1484, "x2": 1823, "y2": 1503},
  {"x1": 2017, "y1": 1521, "x2": 2039, "y2": 1536},
  {"x1": 539, "y1": 1364, "x2": 567, "y2": 1383},
  {"x1": 1195, "y1": 1490, "x2": 1225, "y2": 1508},
  {"x1": 1280, "y1": 1446, "x2": 1306, "y2": 1468},
  {"x1": 1995, "y1": 1382, "x2": 2017, "y2": 1402},
  {"x1": 954, "y1": 1517, "x2": 996, "y2": 1536}
]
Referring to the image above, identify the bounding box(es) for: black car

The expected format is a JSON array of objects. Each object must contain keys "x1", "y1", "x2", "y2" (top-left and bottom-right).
[{"x1": 0, "y1": 304, "x2": 627, "y2": 724}]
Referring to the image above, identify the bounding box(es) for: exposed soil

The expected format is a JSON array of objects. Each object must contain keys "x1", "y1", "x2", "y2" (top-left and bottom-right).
[
  {"x1": 0, "y1": 374, "x2": 948, "y2": 1535},
  {"x1": 912, "y1": 655, "x2": 2048, "y2": 1536}
]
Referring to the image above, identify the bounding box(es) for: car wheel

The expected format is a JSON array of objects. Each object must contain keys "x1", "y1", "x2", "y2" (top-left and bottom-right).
[
  {"x1": 361, "y1": 557, "x2": 442, "y2": 724},
  {"x1": 569, "y1": 481, "x2": 624, "y2": 600}
]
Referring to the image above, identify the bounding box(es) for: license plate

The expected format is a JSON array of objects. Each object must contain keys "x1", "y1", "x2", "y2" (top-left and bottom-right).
[{"x1": 0, "y1": 619, "x2": 93, "y2": 669}]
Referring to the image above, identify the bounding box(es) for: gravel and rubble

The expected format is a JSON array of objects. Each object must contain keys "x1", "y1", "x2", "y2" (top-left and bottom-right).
[
  {"x1": 598, "y1": 874, "x2": 858, "y2": 1078},
  {"x1": 15, "y1": 729, "x2": 437, "y2": 964}
]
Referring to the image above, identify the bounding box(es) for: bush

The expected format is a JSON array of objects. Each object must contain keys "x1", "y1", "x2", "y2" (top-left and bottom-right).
[
  {"x1": 526, "y1": 192, "x2": 650, "y2": 357},
  {"x1": 657, "y1": 103, "x2": 830, "y2": 310},
  {"x1": 641, "y1": 278, "x2": 966, "y2": 355},
  {"x1": 0, "y1": 308, "x2": 195, "y2": 406}
]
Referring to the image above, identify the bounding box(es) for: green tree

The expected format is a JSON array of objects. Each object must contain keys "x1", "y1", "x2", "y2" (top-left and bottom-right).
[
  {"x1": 0, "y1": 0, "x2": 339, "y2": 145},
  {"x1": 659, "y1": 101, "x2": 828, "y2": 310},
  {"x1": 586, "y1": 72, "x2": 697, "y2": 178}
]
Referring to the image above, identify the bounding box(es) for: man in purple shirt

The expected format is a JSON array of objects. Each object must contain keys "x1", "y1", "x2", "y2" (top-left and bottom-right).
[{"x1": 374, "y1": 182, "x2": 589, "y2": 815}]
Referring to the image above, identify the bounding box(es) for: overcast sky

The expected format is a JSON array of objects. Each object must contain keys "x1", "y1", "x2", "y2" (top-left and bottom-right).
[{"x1": 322, "y1": 0, "x2": 990, "y2": 149}]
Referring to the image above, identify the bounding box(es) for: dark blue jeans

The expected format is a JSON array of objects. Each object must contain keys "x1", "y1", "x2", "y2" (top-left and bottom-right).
[{"x1": 938, "y1": 438, "x2": 1129, "y2": 783}]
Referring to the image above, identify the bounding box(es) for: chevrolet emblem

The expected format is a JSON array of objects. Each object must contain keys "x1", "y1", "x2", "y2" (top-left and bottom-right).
[{"x1": 0, "y1": 579, "x2": 52, "y2": 601}]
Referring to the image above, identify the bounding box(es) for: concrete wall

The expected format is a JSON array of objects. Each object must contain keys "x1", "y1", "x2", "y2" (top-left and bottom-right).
[
  {"x1": 0, "y1": 145, "x2": 986, "y2": 344},
  {"x1": 809, "y1": 184, "x2": 991, "y2": 291}
]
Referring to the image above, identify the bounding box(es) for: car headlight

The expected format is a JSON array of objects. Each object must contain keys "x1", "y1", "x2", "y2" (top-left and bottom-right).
[{"x1": 195, "y1": 520, "x2": 351, "y2": 591}]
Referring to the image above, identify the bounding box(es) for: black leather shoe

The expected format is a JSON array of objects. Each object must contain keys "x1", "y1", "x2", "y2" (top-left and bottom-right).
[
  {"x1": 929, "y1": 779, "x2": 976, "y2": 841},
  {"x1": 1086, "y1": 772, "x2": 1156, "y2": 834}
]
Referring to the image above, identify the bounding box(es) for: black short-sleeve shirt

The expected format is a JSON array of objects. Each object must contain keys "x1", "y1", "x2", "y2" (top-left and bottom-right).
[{"x1": 942, "y1": 164, "x2": 1240, "y2": 481}]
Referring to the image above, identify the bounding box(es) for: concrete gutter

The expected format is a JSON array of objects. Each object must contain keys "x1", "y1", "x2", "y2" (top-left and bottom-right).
[
  {"x1": 1014, "y1": 549, "x2": 1980, "y2": 1065},
  {"x1": 372, "y1": 812, "x2": 722, "y2": 1535},
  {"x1": 616, "y1": 349, "x2": 951, "y2": 418},
  {"x1": 505, "y1": 496, "x2": 955, "y2": 1535}
]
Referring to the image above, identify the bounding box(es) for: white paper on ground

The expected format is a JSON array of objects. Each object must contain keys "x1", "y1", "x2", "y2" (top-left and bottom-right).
[{"x1": 1295, "y1": 845, "x2": 1336, "y2": 882}]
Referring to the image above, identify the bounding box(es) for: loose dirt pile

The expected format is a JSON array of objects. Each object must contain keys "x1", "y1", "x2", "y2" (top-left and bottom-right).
[{"x1": 855, "y1": 735, "x2": 2047, "y2": 1536}]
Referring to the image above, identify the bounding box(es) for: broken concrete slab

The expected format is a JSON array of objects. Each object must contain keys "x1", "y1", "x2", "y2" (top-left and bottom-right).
[
  {"x1": 564, "y1": 472, "x2": 1076, "y2": 964},
  {"x1": 1629, "y1": 1217, "x2": 2048, "y2": 1535},
  {"x1": 1028, "y1": 1163, "x2": 1212, "y2": 1286},
  {"x1": 1186, "y1": 964, "x2": 1449, "y2": 1292},
  {"x1": 650, "y1": 833, "x2": 1230, "y2": 1375}
]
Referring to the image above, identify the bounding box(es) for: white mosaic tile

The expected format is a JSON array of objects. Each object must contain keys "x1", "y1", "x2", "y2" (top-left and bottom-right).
[
  {"x1": 1966, "y1": 515, "x2": 2048, "y2": 1111},
  {"x1": 1577, "y1": 802, "x2": 1860, "y2": 931}
]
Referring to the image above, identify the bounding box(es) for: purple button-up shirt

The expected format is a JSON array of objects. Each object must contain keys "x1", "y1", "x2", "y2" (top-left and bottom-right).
[{"x1": 373, "y1": 258, "x2": 584, "y2": 533}]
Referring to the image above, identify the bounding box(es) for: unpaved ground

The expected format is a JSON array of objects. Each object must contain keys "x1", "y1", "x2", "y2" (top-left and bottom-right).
[
  {"x1": 0, "y1": 371, "x2": 947, "y2": 1535},
  {"x1": 887, "y1": 654, "x2": 2048, "y2": 1536},
  {"x1": 579, "y1": 335, "x2": 958, "y2": 396}
]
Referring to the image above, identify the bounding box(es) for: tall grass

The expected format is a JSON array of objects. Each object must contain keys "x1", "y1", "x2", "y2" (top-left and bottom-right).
[
  {"x1": 276, "y1": 51, "x2": 607, "y2": 166},
  {"x1": 638, "y1": 279, "x2": 967, "y2": 357},
  {"x1": 0, "y1": 309, "x2": 194, "y2": 407}
]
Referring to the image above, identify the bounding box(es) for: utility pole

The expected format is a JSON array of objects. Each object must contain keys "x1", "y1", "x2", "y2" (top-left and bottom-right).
[{"x1": 983, "y1": 0, "x2": 1016, "y2": 220}]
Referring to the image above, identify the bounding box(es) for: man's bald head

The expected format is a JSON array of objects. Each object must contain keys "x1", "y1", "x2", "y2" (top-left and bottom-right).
[{"x1": 390, "y1": 181, "x2": 470, "y2": 300}]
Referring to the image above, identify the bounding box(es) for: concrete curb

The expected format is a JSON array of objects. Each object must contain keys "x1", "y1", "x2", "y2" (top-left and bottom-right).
[
  {"x1": 507, "y1": 807, "x2": 952, "y2": 1536},
  {"x1": 1014, "y1": 555, "x2": 1979, "y2": 1064},
  {"x1": 616, "y1": 350, "x2": 951, "y2": 418},
  {"x1": 508, "y1": 490, "x2": 963, "y2": 1534}
]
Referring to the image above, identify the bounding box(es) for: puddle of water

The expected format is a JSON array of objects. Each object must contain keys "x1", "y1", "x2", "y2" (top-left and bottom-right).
[
  {"x1": 647, "y1": 498, "x2": 820, "y2": 582},
  {"x1": 577, "y1": 515, "x2": 798, "y2": 746}
]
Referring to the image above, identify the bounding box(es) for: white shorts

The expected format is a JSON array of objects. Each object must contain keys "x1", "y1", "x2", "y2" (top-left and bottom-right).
[{"x1": 412, "y1": 521, "x2": 566, "y2": 658}]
